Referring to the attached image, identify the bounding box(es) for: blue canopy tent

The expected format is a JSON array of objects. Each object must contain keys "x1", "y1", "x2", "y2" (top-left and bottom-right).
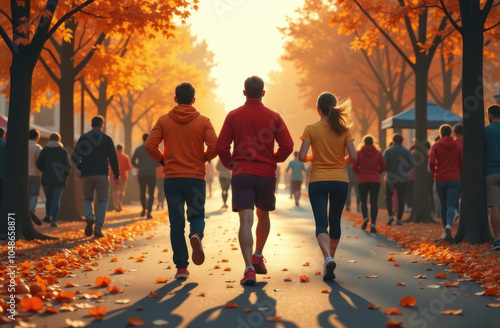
[{"x1": 381, "y1": 101, "x2": 462, "y2": 130}]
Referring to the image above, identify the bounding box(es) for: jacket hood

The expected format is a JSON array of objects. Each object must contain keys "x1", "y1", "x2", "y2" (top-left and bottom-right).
[
  {"x1": 360, "y1": 144, "x2": 379, "y2": 157},
  {"x1": 438, "y1": 136, "x2": 457, "y2": 150},
  {"x1": 168, "y1": 104, "x2": 200, "y2": 124},
  {"x1": 46, "y1": 140, "x2": 63, "y2": 148}
]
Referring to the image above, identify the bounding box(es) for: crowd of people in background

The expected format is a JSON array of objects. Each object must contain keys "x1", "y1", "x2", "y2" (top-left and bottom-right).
[{"x1": 6, "y1": 77, "x2": 500, "y2": 286}]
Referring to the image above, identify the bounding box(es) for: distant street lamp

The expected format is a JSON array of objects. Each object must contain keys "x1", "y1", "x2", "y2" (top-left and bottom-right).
[{"x1": 494, "y1": 87, "x2": 500, "y2": 104}]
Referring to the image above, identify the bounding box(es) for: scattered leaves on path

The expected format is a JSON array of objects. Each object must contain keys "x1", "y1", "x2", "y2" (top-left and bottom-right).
[
  {"x1": 400, "y1": 295, "x2": 417, "y2": 307},
  {"x1": 384, "y1": 308, "x2": 402, "y2": 315},
  {"x1": 127, "y1": 317, "x2": 146, "y2": 326},
  {"x1": 442, "y1": 309, "x2": 463, "y2": 315}
]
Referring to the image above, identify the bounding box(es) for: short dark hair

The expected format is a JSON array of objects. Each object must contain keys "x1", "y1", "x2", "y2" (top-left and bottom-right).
[
  {"x1": 439, "y1": 124, "x2": 452, "y2": 137},
  {"x1": 453, "y1": 123, "x2": 463, "y2": 136},
  {"x1": 91, "y1": 115, "x2": 104, "y2": 128},
  {"x1": 29, "y1": 129, "x2": 40, "y2": 140},
  {"x1": 49, "y1": 132, "x2": 60, "y2": 142},
  {"x1": 244, "y1": 76, "x2": 264, "y2": 99},
  {"x1": 142, "y1": 133, "x2": 149, "y2": 142},
  {"x1": 175, "y1": 82, "x2": 195, "y2": 105},
  {"x1": 293, "y1": 151, "x2": 298, "y2": 158},
  {"x1": 363, "y1": 135, "x2": 374, "y2": 146},
  {"x1": 392, "y1": 134, "x2": 403, "y2": 145},
  {"x1": 488, "y1": 104, "x2": 500, "y2": 118},
  {"x1": 116, "y1": 144, "x2": 123, "y2": 151},
  {"x1": 0, "y1": 128, "x2": 5, "y2": 139}
]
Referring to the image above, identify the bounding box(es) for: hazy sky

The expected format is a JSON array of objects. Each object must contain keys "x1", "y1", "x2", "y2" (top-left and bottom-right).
[{"x1": 189, "y1": 0, "x2": 303, "y2": 112}]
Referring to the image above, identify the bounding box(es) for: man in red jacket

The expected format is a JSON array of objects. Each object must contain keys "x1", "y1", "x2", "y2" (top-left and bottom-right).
[{"x1": 217, "y1": 76, "x2": 294, "y2": 285}]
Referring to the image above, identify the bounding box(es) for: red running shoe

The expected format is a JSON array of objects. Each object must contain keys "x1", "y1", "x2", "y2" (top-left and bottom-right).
[
  {"x1": 240, "y1": 268, "x2": 256, "y2": 286},
  {"x1": 190, "y1": 233, "x2": 205, "y2": 265},
  {"x1": 252, "y1": 254, "x2": 267, "y2": 274},
  {"x1": 175, "y1": 268, "x2": 189, "y2": 279}
]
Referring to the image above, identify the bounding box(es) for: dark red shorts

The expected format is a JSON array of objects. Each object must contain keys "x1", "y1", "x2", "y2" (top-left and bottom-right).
[{"x1": 231, "y1": 175, "x2": 276, "y2": 212}]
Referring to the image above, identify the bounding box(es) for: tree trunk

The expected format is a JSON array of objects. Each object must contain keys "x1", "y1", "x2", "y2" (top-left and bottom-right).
[
  {"x1": 0, "y1": 56, "x2": 55, "y2": 240},
  {"x1": 123, "y1": 118, "x2": 133, "y2": 157},
  {"x1": 454, "y1": 25, "x2": 491, "y2": 243},
  {"x1": 58, "y1": 29, "x2": 82, "y2": 221},
  {"x1": 408, "y1": 63, "x2": 434, "y2": 223},
  {"x1": 97, "y1": 79, "x2": 110, "y2": 120}
]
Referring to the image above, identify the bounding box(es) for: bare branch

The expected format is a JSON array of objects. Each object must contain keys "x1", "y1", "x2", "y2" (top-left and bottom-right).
[
  {"x1": 42, "y1": 46, "x2": 61, "y2": 68},
  {"x1": 484, "y1": 20, "x2": 500, "y2": 31},
  {"x1": 39, "y1": 56, "x2": 60, "y2": 84},
  {"x1": 80, "y1": 9, "x2": 108, "y2": 19},
  {"x1": 74, "y1": 32, "x2": 105, "y2": 74},
  {"x1": 0, "y1": 9, "x2": 12, "y2": 24},
  {"x1": 82, "y1": 80, "x2": 98, "y2": 105},
  {"x1": 132, "y1": 103, "x2": 156, "y2": 125},
  {"x1": 0, "y1": 24, "x2": 14, "y2": 53},
  {"x1": 482, "y1": 0, "x2": 496, "y2": 23},
  {"x1": 45, "y1": 0, "x2": 96, "y2": 41},
  {"x1": 438, "y1": 0, "x2": 462, "y2": 32}
]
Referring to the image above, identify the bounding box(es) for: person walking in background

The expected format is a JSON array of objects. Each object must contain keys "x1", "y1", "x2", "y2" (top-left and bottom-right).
[
  {"x1": 110, "y1": 144, "x2": 132, "y2": 212},
  {"x1": 132, "y1": 133, "x2": 160, "y2": 219},
  {"x1": 36, "y1": 132, "x2": 71, "y2": 227},
  {"x1": 216, "y1": 159, "x2": 231, "y2": 211},
  {"x1": 453, "y1": 123, "x2": 463, "y2": 147},
  {"x1": 352, "y1": 135, "x2": 385, "y2": 233},
  {"x1": 217, "y1": 76, "x2": 293, "y2": 286},
  {"x1": 286, "y1": 151, "x2": 307, "y2": 206},
  {"x1": 28, "y1": 129, "x2": 42, "y2": 226},
  {"x1": 384, "y1": 134, "x2": 413, "y2": 226},
  {"x1": 146, "y1": 82, "x2": 218, "y2": 279},
  {"x1": 346, "y1": 163, "x2": 360, "y2": 212},
  {"x1": 298, "y1": 92, "x2": 357, "y2": 281},
  {"x1": 0, "y1": 128, "x2": 5, "y2": 204},
  {"x1": 429, "y1": 124, "x2": 462, "y2": 241},
  {"x1": 484, "y1": 105, "x2": 500, "y2": 250},
  {"x1": 73, "y1": 115, "x2": 119, "y2": 238},
  {"x1": 206, "y1": 161, "x2": 215, "y2": 198},
  {"x1": 156, "y1": 164, "x2": 165, "y2": 211}
]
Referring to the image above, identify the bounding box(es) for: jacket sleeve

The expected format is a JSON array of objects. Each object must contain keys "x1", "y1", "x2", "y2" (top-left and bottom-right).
[
  {"x1": 204, "y1": 119, "x2": 218, "y2": 161},
  {"x1": 216, "y1": 115, "x2": 234, "y2": 169},
  {"x1": 72, "y1": 137, "x2": 83, "y2": 169},
  {"x1": 274, "y1": 114, "x2": 294, "y2": 163},
  {"x1": 124, "y1": 155, "x2": 132, "y2": 171},
  {"x1": 145, "y1": 118, "x2": 165, "y2": 162},
  {"x1": 378, "y1": 152, "x2": 386, "y2": 173},
  {"x1": 36, "y1": 149, "x2": 45, "y2": 172},
  {"x1": 108, "y1": 138, "x2": 120, "y2": 179},
  {"x1": 428, "y1": 145, "x2": 437, "y2": 176}
]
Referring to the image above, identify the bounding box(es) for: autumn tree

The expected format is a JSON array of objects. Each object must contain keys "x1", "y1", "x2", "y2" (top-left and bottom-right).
[
  {"x1": 331, "y1": 0, "x2": 457, "y2": 222},
  {"x1": 436, "y1": 0, "x2": 500, "y2": 243},
  {"x1": 0, "y1": 0, "x2": 197, "y2": 240}
]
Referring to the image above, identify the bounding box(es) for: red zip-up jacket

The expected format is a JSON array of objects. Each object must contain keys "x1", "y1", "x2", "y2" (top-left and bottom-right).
[
  {"x1": 429, "y1": 136, "x2": 462, "y2": 181},
  {"x1": 216, "y1": 99, "x2": 294, "y2": 177},
  {"x1": 352, "y1": 145, "x2": 386, "y2": 184}
]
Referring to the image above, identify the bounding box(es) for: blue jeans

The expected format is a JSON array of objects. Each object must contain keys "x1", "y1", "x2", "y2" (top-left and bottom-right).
[
  {"x1": 43, "y1": 186, "x2": 63, "y2": 222},
  {"x1": 29, "y1": 176, "x2": 41, "y2": 211},
  {"x1": 164, "y1": 178, "x2": 206, "y2": 269},
  {"x1": 308, "y1": 181, "x2": 348, "y2": 239},
  {"x1": 436, "y1": 180, "x2": 460, "y2": 227},
  {"x1": 82, "y1": 175, "x2": 110, "y2": 233}
]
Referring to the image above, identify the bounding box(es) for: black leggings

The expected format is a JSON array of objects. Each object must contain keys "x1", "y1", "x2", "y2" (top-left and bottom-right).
[
  {"x1": 386, "y1": 182, "x2": 408, "y2": 221},
  {"x1": 139, "y1": 175, "x2": 156, "y2": 212},
  {"x1": 358, "y1": 182, "x2": 380, "y2": 224}
]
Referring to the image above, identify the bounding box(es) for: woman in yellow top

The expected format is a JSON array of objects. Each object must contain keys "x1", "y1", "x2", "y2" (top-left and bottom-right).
[{"x1": 298, "y1": 92, "x2": 357, "y2": 280}]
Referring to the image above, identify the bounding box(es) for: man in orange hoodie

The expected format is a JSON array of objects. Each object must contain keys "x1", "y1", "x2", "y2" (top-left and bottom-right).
[{"x1": 145, "y1": 82, "x2": 218, "y2": 279}]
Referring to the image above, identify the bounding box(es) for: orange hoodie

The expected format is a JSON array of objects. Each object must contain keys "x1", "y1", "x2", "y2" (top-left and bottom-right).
[{"x1": 145, "y1": 104, "x2": 218, "y2": 180}]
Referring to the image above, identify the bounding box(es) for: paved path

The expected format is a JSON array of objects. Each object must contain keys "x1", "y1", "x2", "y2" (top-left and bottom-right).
[{"x1": 16, "y1": 190, "x2": 500, "y2": 327}]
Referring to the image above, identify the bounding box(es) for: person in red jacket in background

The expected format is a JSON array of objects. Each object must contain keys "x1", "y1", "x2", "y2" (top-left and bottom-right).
[
  {"x1": 429, "y1": 124, "x2": 463, "y2": 241},
  {"x1": 110, "y1": 144, "x2": 132, "y2": 212},
  {"x1": 216, "y1": 76, "x2": 293, "y2": 286},
  {"x1": 352, "y1": 135, "x2": 386, "y2": 233}
]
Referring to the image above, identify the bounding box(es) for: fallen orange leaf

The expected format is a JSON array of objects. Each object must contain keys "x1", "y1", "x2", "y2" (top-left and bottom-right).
[
  {"x1": 314, "y1": 272, "x2": 322, "y2": 275},
  {"x1": 20, "y1": 296, "x2": 43, "y2": 312},
  {"x1": 83, "y1": 265, "x2": 94, "y2": 271},
  {"x1": 197, "y1": 292, "x2": 206, "y2": 297},
  {"x1": 284, "y1": 278, "x2": 292, "y2": 282},
  {"x1": 221, "y1": 259, "x2": 228, "y2": 262},
  {"x1": 66, "y1": 281, "x2": 78, "y2": 287},
  {"x1": 384, "y1": 308, "x2": 402, "y2": 315},
  {"x1": 387, "y1": 257, "x2": 396, "y2": 261},
  {"x1": 244, "y1": 308, "x2": 252, "y2": 313},
  {"x1": 400, "y1": 295, "x2": 417, "y2": 307},
  {"x1": 148, "y1": 292, "x2": 159, "y2": 298},
  {"x1": 434, "y1": 272, "x2": 447, "y2": 279},
  {"x1": 106, "y1": 286, "x2": 123, "y2": 294},
  {"x1": 444, "y1": 281, "x2": 460, "y2": 287},
  {"x1": 393, "y1": 263, "x2": 401, "y2": 267},
  {"x1": 396, "y1": 282, "x2": 406, "y2": 286},
  {"x1": 281, "y1": 268, "x2": 288, "y2": 271},
  {"x1": 162, "y1": 248, "x2": 168, "y2": 252},
  {"x1": 299, "y1": 275, "x2": 310, "y2": 282},
  {"x1": 95, "y1": 276, "x2": 111, "y2": 287},
  {"x1": 377, "y1": 243, "x2": 384, "y2": 247},
  {"x1": 155, "y1": 277, "x2": 168, "y2": 283},
  {"x1": 368, "y1": 305, "x2": 380, "y2": 309},
  {"x1": 386, "y1": 320, "x2": 403, "y2": 327},
  {"x1": 321, "y1": 289, "x2": 330, "y2": 293},
  {"x1": 92, "y1": 261, "x2": 99, "y2": 266},
  {"x1": 57, "y1": 291, "x2": 75, "y2": 301},
  {"x1": 44, "y1": 307, "x2": 58, "y2": 314},
  {"x1": 442, "y1": 309, "x2": 463, "y2": 315},
  {"x1": 303, "y1": 262, "x2": 310, "y2": 266},
  {"x1": 127, "y1": 317, "x2": 146, "y2": 326},
  {"x1": 484, "y1": 287, "x2": 499, "y2": 296},
  {"x1": 88, "y1": 305, "x2": 106, "y2": 316},
  {"x1": 225, "y1": 302, "x2": 239, "y2": 308},
  {"x1": 111, "y1": 257, "x2": 118, "y2": 262},
  {"x1": 266, "y1": 316, "x2": 281, "y2": 322},
  {"x1": 113, "y1": 267, "x2": 125, "y2": 274},
  {"x1": 223, "y1": 267, "x2": 231, "y2": 271}
]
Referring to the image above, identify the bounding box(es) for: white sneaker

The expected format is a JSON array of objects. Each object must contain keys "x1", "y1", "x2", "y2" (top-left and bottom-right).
[
  {"x1": 440, "y1": 230, "x2": 447, "y2": 240},
  {"x1": 323, "y1": 257, "x2": 336, "y2": 281},
  {"x1": 445, "y1": 225, "x2": 452, "y2": 240}
]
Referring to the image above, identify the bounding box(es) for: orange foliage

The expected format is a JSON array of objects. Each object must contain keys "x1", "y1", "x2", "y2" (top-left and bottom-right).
[
  {"x1": 95, "y1": 276, "x2": 111, "y2": 287},
  {"x1": 88, "y1": 306, "x2": 106, "y2": 317},
  {"x1": 399, "y1": 295, "x2": 417, "y2": 307},
  {"x1": 20, "y1": 297, "x2": 44, "y2": 312}
]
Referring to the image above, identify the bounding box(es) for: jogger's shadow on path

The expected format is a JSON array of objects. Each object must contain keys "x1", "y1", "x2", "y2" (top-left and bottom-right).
[
  {"x1": 87, "y1": 280, "x2": 196, "y2": 328},
  {"x1": 318, "y1": 281, "x2": 389, "y2": 327},
  {"x1": 186, "y1": 282, "x2": 299, "y2": 328}
]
